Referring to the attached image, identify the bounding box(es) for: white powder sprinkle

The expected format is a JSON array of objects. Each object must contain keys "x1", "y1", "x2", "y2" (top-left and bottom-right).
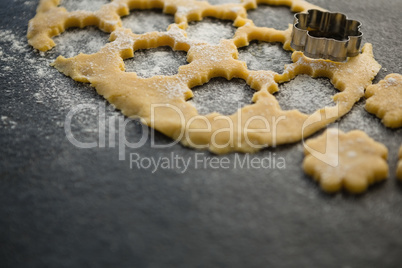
[
  {"x1": 1, "y1": 115, "x2": 18, "y2": 129},
  {"x1": 188, "y1": 78, "x2": 255, "y2": 115},
  {"x1": 122, "y1": 10, "x2": 174, "y2": 34},
  {"x1": 248, "y1": 5, "x2": 294, "y2": 30},
  {"x1": 187, "y1": 18, "x2": 236, "y2": 45},
  {"x1": 275, "y1": 75, "x2": 337, "y2": 114},
  {"x1": 9, "y1": 2, "x2": 384, "y2": 138},
  {"x1": 0, "y1": 28, "x2": 107, "y2": 116},
  {"x1": 60, "y1": 0, "x2": 109, "y2": 12},
  {"x1": 238, "y1": 42, "x2": 292, "y2": 74},
  {"x1": 204, "y1": 0, "x2": 241, "y2": 4},
  {"x1": 53, "y1": 27, "x2": 109, "y2": 58},
  {"x1": 387, "y1": 77, "x2": 397, "y2": 85},
  {"x1": 124, "y1": 47, "x2": 187, "y2": 78}
]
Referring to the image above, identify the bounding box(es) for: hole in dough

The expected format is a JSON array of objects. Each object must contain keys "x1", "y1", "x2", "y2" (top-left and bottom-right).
[
  {"x1": 122, "y1": 9, "x2": 174, "y2": 34},
  {"x1": 187, "y1": 17, "x2": 237, "y2": 45},
  {"x1": 60, "y1": 0, "x2": 110, "y2": 12},
  {"x1": 124, "y1": 46, "x2": 188, "y2": 78},
  {"x1": 248, "y1": 4, "x2": 294, "y2": 30},
  {"x1": 202, "y1": 0, "x2": 241, "y2": 4},
  {"x1": 238, "y1": 41, "x2": 292, "y2": 74},
  {"x1": 52, "y1": 27, "x2": 110, "y2": 58},
  {"x1": 188, "y1": 78, "x2": 255, "y2": 115},
  {"x1": 275, "y1": 75, "x2": 337, "y2": 114}
]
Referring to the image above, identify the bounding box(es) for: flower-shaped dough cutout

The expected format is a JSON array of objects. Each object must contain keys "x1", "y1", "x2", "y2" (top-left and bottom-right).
[
  {"x1": 303, "y1": 129, "x2": 389, "y2": 194},
  {"x1": 365, "y1": 73, "x2": 402, "y2": 128},
  {"x1": 397, "y1": 146, "x2": 402, "y2": 181}
]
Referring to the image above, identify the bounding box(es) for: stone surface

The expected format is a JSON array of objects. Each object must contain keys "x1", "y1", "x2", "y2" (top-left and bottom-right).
[{"x1": 0, "y1": 0, "x2": 402, "y2": 267}]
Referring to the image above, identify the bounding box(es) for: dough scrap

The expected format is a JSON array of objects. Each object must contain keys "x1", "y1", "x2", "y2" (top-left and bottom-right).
[
  {"x1": 397, "y1": 146, "x2": 402, "y2": 181},
  {"x1": 365, "y1": 73, "x2": 402, "y2": 129},
  {"x1": 28, "y1": 0, "x2": 381, "y2": 154},
  {"x1": 303, "y1": 129, "x2": 389, "y2": 194}
]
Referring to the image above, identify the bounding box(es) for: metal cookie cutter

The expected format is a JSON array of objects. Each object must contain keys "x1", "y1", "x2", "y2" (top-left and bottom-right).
[{"x1": 291, "y1": 9, "x2": 363, "y2": 62}]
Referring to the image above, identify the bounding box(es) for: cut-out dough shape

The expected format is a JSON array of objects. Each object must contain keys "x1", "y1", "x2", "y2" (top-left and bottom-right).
[
  {"x1": 398, "y1": 146, "x2": 402, "y2": 181},
  {"x1": 28, "y1": 0, "x2": 381, "y2": 154},
  {"x1": 303, "y1": 129, "x2": 389, "y2": 194},
  {"x1": 365, "y1": 73, "x2": 402, "y2": 129}
]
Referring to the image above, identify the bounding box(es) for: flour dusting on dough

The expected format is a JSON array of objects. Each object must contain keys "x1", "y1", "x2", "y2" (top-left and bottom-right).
[
  {"x1": 303, "y1": 130, "x2": 389, "y2": 193},
  {"x1": 365, "y1": 73, "x2": 402, "y2": 128},
  {"x1": 27, "y1": 0, "x2": 382, "y2": 155},
  {"x1": 0, "y1": 28, "x2": 108, "y2": 124}
]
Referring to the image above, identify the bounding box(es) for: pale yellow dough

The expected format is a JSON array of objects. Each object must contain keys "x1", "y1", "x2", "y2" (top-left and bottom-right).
[
  {"x1": 397, "y1": 146, "x2": 402, "y2": 181},
  {"x1": 365, "y1": 73, "x2": 402, "y2": 129},
  {"x1": 303, "y1": 129, "x2": 389, "y2": 194},
  {"x1": 28, "y1": 0, "x2": 382, "y2": 154}
]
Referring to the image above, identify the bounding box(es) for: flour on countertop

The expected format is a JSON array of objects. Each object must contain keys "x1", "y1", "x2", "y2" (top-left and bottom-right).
[
  {"x1": 53, "y1": 27, "x2": 110, "y2": 58},
  {"x1": 248, "y1": 4, "x2": 294, "y2": 31},
  {"x1": 200, "y1": 0, "x2": 241, "y2": 4},
  {"x1": 1, "y1": 115, "x2": 18, "y2": 129},
  {"x1": 275, "y1": 75, "x2": 337, "y2": 114},
  {"x1": 188, "y1": 78, "x2": 255, "y2": 115},
  {"x1": 124, "y1": 47, "x2": 188, "y2": 78},
  {"x1": 238, "y1": 42, "x2": 293, "y2": 74},
  {"x1": 0, "y1": 28, "x2": 119, "y2": 133},
  {"x1": 187, "y1": 17, "x2": 236, "y2": 45},
  {"x1": 60, "y1": 0, "x2": 109, "y2": 12},
  {"x1": 122, "y1": 10, "x2": 174, "y2": 34}
]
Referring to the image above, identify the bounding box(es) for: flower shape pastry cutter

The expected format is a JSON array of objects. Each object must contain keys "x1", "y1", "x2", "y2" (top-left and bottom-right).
[{"x1": 291, "y1": 9, "x2": 363, "y2": 62}]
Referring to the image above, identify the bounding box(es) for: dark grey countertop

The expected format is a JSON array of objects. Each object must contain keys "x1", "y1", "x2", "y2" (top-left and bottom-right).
[{"x1": 1, "y1": 0, "x2": 402, "y2": 267}]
